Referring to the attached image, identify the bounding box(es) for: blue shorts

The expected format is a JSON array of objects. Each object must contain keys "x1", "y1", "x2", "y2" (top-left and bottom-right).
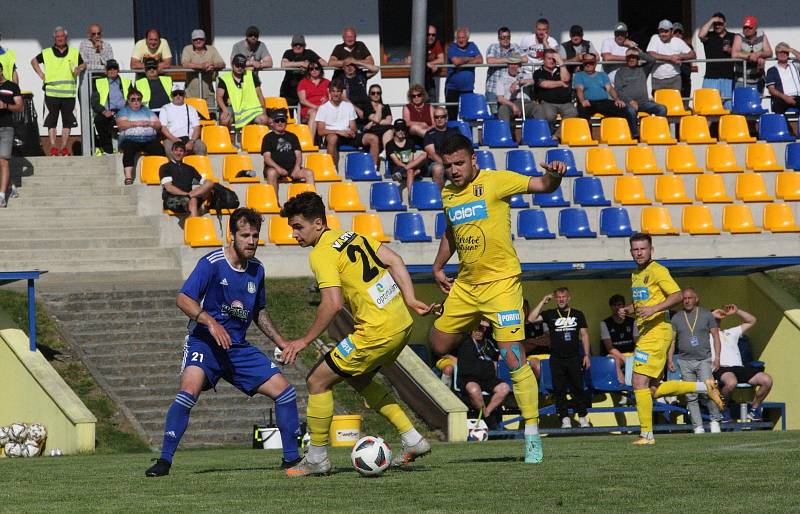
[{"x1": 182, "y1": 336, "x2": 280, "y2": 396}]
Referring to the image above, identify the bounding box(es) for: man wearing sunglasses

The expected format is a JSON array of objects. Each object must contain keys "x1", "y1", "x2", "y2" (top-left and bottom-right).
[
  {"x1": 216, "y1": 54, "x2": 268, "y2": 130},
  {"x1": 486, "y1": 26, "x2": 527, "y2": 113},
  {"x1": 231, "y1": 26, "x2": 273, "y2": 70},
  {"x1": 732, "y1": 16, "x2": 773, "y2": 93},
  {"x1": 766, "y1": 42, "x2": 800, "y2": 131},
  {"x1": 424, "y1": 25, "x2": 445, "y2": 100},
  {"x1": 79, "y1": 23, "x2": 114, "y2": 71}
]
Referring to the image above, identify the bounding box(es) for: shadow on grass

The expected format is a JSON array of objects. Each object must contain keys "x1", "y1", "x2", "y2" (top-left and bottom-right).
[{"x1": 194, "y1": 466, "x2": 278, "y2": 474}]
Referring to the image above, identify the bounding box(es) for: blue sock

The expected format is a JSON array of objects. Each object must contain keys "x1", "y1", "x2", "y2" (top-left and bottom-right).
[
  {"x1": 274, "y1": 385, "x2": 300, "y2": 462},
  {"x1": 160, "y1": 391, "x2": 196, "y2": 463}
]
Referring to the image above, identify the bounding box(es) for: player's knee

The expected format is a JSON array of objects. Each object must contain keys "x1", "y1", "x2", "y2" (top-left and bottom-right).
[
  {"x1": 758, "y1": 373, "x2": 773, "y2": 389},
  {"x1": 175, "y1": 390, "x2": 197, "y2": 410},
  {"x1": 497, "y1": 382, "x2": 511, "y2": 395}
]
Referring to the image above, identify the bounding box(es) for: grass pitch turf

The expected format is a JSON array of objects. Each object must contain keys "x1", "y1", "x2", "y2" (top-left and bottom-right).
[{"x1": 1, "y1": 431, "x2": 798, "y2": 513}]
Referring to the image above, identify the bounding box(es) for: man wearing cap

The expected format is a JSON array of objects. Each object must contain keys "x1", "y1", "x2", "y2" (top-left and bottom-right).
[
  {"x1": 280, "y1": 35, "x2": 327, "y2": 109},
  {"x1": 0, "y1": 34, "x2": 19, "y2": 84},
  {"x1": 231, "y1": 26, "x2": 273, "y2": 70},
  {"x1": 560, "y1": 25, "x2": 598, "y2": 72},
  {"x1": 699, "y1": 13, "x2": 737, "y2": 109},
  {"x1": 217, "y1": 54, "x2": 267, "y2": 131},
  {"x1": 329, "y1": 27, "x2": 375, "y2": 81},
  {"x1": 316, "y1": 79, "x2": 359, "y2": 168},
  {"x1": 486, "y1": 27, "x2": 527, "y2": 113},
  {"x1": 0, "y1": 61, "x2": 22, "y2": 207},
  {"x1": 601, "y1": 22, "x2": 638, "y2": 84},
  {"x1": 733, "y1": 16, "x2": 773, "y2": 93},
  {"x1": 615, "y1": 48, "x2": 667, "y2": 133},
  {"x1": 493, "y1": 55, "x2": 535, "y2": 140},
  {"x1": 647, "y1": 20, "x2": 696, "y2": 93},
  {"x1": 135, "y1": 58, "x2": 172, "y2": 112},
  {"x1": 532, "y1": 50, "x2": 577, "y2": 134},
  {"x1": 159, "y1": 140, "x2": 214, "y2": 217},
  {"x1": 79, "y1": 23, "x2": 114, "y2": 72},
  {"x1": 131, "y1": 28, "x2": 172, "y2": 71},
  {"x1": 766, "y1": 43, "x2": 800, "y2": 126},
  {"x1": 182, "y1": 29, "x2": 224, "y2": 105},
  {"x1": 159, "y1": 89, "x2": 207, "y2": 160},
  {"x1": 262, "y1": 109, "x2": 314, "y2": 203},
  {"x1": 386, "y1": 118, "x2": 427, "y2": 194},
  {"x1": 90, "y1": 59, "x2": 129, "y2": 155}
]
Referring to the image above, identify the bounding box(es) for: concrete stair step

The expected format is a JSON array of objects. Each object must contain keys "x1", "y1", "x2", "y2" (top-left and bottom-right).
[
  {"x1": 10, "y1": 195, "x2": 136, "y2": 209},
  {"x1": 46, "y1": 295, "x2": 179, "y2": 312},
  {"x1": 116, "y1": 385, "x2": 246, "y2": 403},
  {"x1": 8, "y1": 236, "x2": 161, "y2": 250},
  {"x1": 81, "y1": 340, "x2": 185, "y2": 355},
  {"x1": 0, "y1": 206, "x2": 138, "y2": 217},
  {"x1": 55, "y1": 314, "x2": 181, "y2": 332},
  {"x1": 89, "y1": 349, "x2": 186, "y2": 366},
  {"x1": 0, "y1": 246, "x2": 174, "y2": 261},
  {"x1": 19, "y1": 186, "x2": 131, "y2": 198},
  {"x1": 61, "y1": 326, "x2": 186, "y2": 343},
  {"x1": 0, "y1": 226, "x2": 156, "y2": 239},
  {"x1": 0, "y1": 257, "x2": 177, "y2": 273},
  {"x1": 20, "y1": 175, "x2": 120, "y2": 187},
  {"x1": 1, "y1": 218, "x2": 152, "y2": 230},
  {"x1": 50, "y1": 305, "x2": 180, "y2": 322},
  {"x1": 43, "y1": 289, "x2": 181, "y2": 303}
]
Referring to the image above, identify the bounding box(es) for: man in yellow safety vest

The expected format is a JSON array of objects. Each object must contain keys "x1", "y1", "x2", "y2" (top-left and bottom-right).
[
  {"x1": 0, "y1": 33, "x2": 19, "y2": 83},
  {"x1": 90, "y1": 59, "x2": 130, "y2": 154},
  {"x1": 135, "y1": 58, "x2": 172, "y2": 112},
  {"x1": 216, "y1": 53, "x2": 267, "y2": 132}
]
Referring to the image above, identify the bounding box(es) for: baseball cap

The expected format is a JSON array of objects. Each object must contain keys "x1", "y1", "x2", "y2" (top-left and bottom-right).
[
  {"x1": 672, "y1": 22, "x2": 684, "y2": 33},
  {"x1": 143, "y1": 57, "x2": 159, "y2": 69},
  {"x1": 232, "y1": 53, "x2": 247, "y2": 67},
  {"x1": 625, "y1": 48, "x2": 639, "y2": 57},
  {"x1": 743, "y1": 16, "x2": 758, "y2": 28},
  {"x1": 291, "y1": 34, "x2": 306, "y2": 46},
  {"x1": 507, "y1": 53, "x2": 522, "y2": 64},
  {"x1": 393, "y1": 119, "x2": 408, "y2": 131},
  {"x1": 272, "y1": 109, "x2": 288, "y2": 122},
  {"x1": 658, "y1": 19, "x2": 673, "y2": 31},
  {"x1": 191, "y1": 29, "x2": 205, "y2": 40},
  {"x1": 614, "y1": 22, "x2": 628, "y2": 34},
  {"x1": 171, "y1": 88, "x2": 186, "y2": 97},
  {"x1": 570, "y1": 25, "x2": 584, "y2": 37},
  {"x1": 105, "y1": 59, "x2": 119, "y2": 70}
]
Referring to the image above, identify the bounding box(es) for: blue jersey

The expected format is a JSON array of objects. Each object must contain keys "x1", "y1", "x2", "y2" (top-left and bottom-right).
[{"x1": 181, "y1": 249, "x2": 266, "y2": 346}]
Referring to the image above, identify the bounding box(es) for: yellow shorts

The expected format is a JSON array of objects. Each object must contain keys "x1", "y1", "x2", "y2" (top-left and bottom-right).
[
  {"x1": 433, "y1": 275, "x2": 524, "y2": 342},
  {"x1": 327, "y1": 325, "x2": 413, "y2": 377},
  {"x1": 632, "y1": 322, "x2": 673, "y2": 379},
  {"x1": 435, "y1": 357, "x2": 455, "y2": 371}
]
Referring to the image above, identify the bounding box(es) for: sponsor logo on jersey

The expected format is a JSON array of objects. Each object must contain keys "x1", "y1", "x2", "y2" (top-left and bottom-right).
[
  {"x1": 221, "y1": 299, "x2": 249, "y2": 320},
  {"x1": 473, "y1": 183, "x2": 484, "y2": 197},
  {"x1": 336, "y1": 336, "x2": 356, "y2": 358},
  {"x1": 631, "y1": 287, "x2": 650, "y2": 301},
  {"x1": 496, "y1": 310, "x2": 521, "y2": 327},
  {"x1": 368, "y1": 272, "x2": 400, "y2": 308},
  {"x1": 220, "y1": 278, "x2": 228, "y2": 286},
  {"x1": 331, "y1": 231, "x2": 357, "y2": 252},
  {"x1": 634, "y1": 349, "x2": 650, "y2": 363},
  {"x1": 447, "y1": 199, "x2": 488, "y2": 226},
  {"x1": 247, "y1": 281, "x2": 256, "y2": 294}
]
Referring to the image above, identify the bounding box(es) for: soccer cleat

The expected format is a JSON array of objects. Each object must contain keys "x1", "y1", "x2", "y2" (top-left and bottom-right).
[
  {"x1": 632, "y1": 436, "x2": 656, "y2": 445},
  {"x1": 693, "y1": 426, "x2": 706, "y2": 434},
  {"x1": 704, "y1": 379, "x2": 725, "y2": 410},
  {"x1": 561, "y1": 417, "x2": 572, "y2": 429},
  {"x1": 285, "y1": 455, "x2": 331, "y2": 477},
  {"x1": 747, "y1": 407, "x2": 763, "y2": 422},
  {"x1": 524, "y1": 434, "x2": 543, "y2": 463},
  {"x1": 281, "y1": 457, "x2": 302, "y2": 469},
  {"x1": 709, "y1": 421, "x2": 721, "y2": 433},
  {"x1": 391, "y1": 437, "x2": 431, "y2": 467},
  {"x1": 145, "y1": 458, "x2": 171, "y2": 477}
]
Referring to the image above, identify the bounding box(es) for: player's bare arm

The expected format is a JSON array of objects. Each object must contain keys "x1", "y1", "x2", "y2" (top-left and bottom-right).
[
  {"x1": 636, "y1": 290, "x2": 682, "y2": 319},
  {"x1": 527, "y1": 161, "x2": 567, "y2": 193},
  {"x1": 176, "y1": 292, "x2": 232, "y2": 349},
  {"x1": 432, "y1": 226, "x2": 456, "y2": 294},
  {"x1": 254, "y1": 307, "x2": 288, "y2": 349},
  {"x1": 377, "y1": 245, "x2": 438, "y2": 316},
  {"x1": 282, "y1": 286, "x2": 344, "y2": 365}
]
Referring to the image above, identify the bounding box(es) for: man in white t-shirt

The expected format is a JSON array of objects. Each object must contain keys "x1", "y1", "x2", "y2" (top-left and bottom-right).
[
  {"x1": 710, "y1": 304, "x2": 773, "y2": 422},
  {"x1": 646, "y1": 20, "x2": 696, "y2": 92},
  {"x1": 315, "y1": 79, "x2": 358, "y2": 167},
  {"x1": 159, "y1": 89, "x2": 207, "y2": 159},
  {"x1": 601, "y1": 22, "x2": 638, "y2": 84},
  {"x1": 519, "y1": 18, "x2": 559, "y2": 70}
]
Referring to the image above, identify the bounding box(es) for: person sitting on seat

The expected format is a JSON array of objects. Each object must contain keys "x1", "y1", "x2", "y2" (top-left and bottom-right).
[
  {"x1": 216, "y1": 53, "x2": 268, "y2": 132},
  {"x1": 600, "y1": 294, "x2": 638, "y2": 384},
  {"x1": 159, "y1": 140, "x2": 213, "y2": 217},
  {"x1": 386, "y1": 119, "x2": 427, "y2": 196},
  {"x1": 315, "y1": 79, "x2": 359, "y2": 168},
  {"x1": 135, "y1": 58, "x2": 172, "y2": 113},
  {"x1": 261, "y1": 109, "x2": 314, "y2": 203},
  {"x1": 159, "y1": 89, "x2": 207, "y2": 159},
  {"x1": 117, "y1": 88, "x2": 164, "y2": 184}
]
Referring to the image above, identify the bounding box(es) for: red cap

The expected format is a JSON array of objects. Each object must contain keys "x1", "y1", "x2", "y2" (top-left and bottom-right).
[{"x1": 742, "y1": 16, "x2": 758, "y2": 28}]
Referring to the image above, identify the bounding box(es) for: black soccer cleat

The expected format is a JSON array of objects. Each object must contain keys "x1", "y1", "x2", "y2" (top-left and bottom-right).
[
  {"x1": 281, "y1": 457, "x2": 303, "y2": 469},
  {"x1": 145, "y1": 458, "x2": 171, "y2": 477}
]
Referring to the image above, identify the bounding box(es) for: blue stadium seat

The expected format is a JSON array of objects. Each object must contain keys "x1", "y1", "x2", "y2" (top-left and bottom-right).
[
  {"x1": 475, "y1": 150, "x2": 497, "y2": 170},
  {"x1": 545, "y1": 148, "x2": 582, "y2": 177},
  {"x1": 758, "y1": 113, "x2": 796, "y2": 142},
  {"x1": 458, "y1": 93, "x2": 494, "y2": 121},
  {"x1": 394, "y1": 213, "x2": 432, "y2": 242},
  {"x1": 410, "y1": 181, "x2": 443, "y2": 210},
  {"x1": 786, "y1": 143, "x2": 800, "y2": 171},
  {"x1": 509, "y1": 194, "x2": 530, "y2": 208},
  {"x1": 435, "y1": 212, "x2": 447, "y2": 238},
  {"x1": 533, "y1": 186, "x2": 569, "y2": 207},
  {"x1": 345, "y1": 152, "x2": 381, "y2": 181},
  {"x1": 588, "y1": 356, "x2": 630, "y2": 392},
  {"x1": 506, "y1": 149, "x2": 540, "y2": 176},
  {"x1": 573, "y1": 177, "x2": 611, "y2": 206},
  {"x1": 558, "y1": 208, "x2": 597, "y2": 238},
  {"x1": 517, "y1": 209, "x2": 555, "y2": 239},
  {"x1": 496, "y1": 360, "x2": 512, "y2": 387},
  {"x1": 599, "y1": 207, "x2": 634, "y2": 237},
  {"x1": 482, "y1": 120, "x2": 518, "y2": 148},
  {"x1": 731, "y1": 87, "x2": 768, "y2": 115},
  {"x1": 521, "y1": 119, "x2": 558, "y2": 147},
  {"x1": 370, "y1": 182, "x2": 406, "y2": 211},
  {"x1": 447, "y1": 120, "x2": 477, "y2": 147},
  {"x1": 538, "y1": 359, "x2": 553, "y2": 393}
]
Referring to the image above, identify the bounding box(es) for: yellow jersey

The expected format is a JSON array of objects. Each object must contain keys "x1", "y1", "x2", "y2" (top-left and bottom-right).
[
  {"x1": 631, "y1": 260, "x2": 680, "y2": 329},
  {"x1": 309, "y1": 229, "x2": 413, "y2": 338},
  {"x1": 442, "y1": 169, "x2": 530, "y2": 284}
]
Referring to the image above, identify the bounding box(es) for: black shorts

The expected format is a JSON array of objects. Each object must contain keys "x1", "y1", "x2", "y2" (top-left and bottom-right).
[
  {"x1": 458, "y1": 372, "x2": 502, "y2": 394},
  {"x1": 43, "y1": 96, "x2": 77, "y2": 128},
  {"x1": 714, "y1": 365, "x2": 761, "y2": 384}
]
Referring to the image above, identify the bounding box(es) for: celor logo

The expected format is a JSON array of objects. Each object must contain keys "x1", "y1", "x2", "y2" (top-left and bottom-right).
[
  {"x1": 447, "y1": 200, "x2": 488, "y2": 226},
  {"x1": 496, "y1": 310, "x2": 521, "y2": 327}
]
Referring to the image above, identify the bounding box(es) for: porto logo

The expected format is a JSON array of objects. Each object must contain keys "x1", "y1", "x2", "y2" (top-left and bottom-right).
[
  {"x1": 247, "y1": 281, "x2": 256, "y2": 294},
  {"x1": 472, "y1": 183, "x2": 484, "y2": 197},
  {"x1": 496, "y1": 310, "x2": 521, "y2": 327},
  {"x1": 221, "y1": 300, "x2": 250, "y2": 320},
  {"x1": 447, "y1": 200, "x2": 488, "y2": 226}
]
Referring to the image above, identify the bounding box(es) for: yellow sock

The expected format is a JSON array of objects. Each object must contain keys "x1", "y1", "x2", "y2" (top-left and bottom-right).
[
  {"x1": 307, "y1": 391, "x2": 334, "y2": 447},
  {"x1": 510, "y1": 364, "x2": 539, "y2": 424},
  {"x1": 360, "y1": 381, "x2": 413, "y2": 434},
  {"x1": 634, "y1": 389, "x2": 654, "y2": 434},
  {"x1": 655, "y1": 381, "x2": 697, "y2": 398}
]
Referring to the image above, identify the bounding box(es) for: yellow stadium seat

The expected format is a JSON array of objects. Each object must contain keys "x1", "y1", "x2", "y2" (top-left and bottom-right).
[
  {"x1": 666, "y1": 145, "x2": 702, "y2": 173},
  {"x1": 245, "y1": 184, "x2": 280, "y2": 214},
  {"x1": 183, "y1": 155, "x2": 220, "y2": 182},
  {"x1": 626, "y1": 146, "x2": 663, "y2": 175},
  {"x1": 286, "y1": 123, "x2": 320, "y2": 151},
  {"x1": 655, "y1": 175, "x2": 691, "y2": 204},
  {"x1": 184, "y1": 217, "x2": 222, "y2": 247},
  {"x1": 328, "y1": 182, "x2": 366, "y2": 212},
  {"x1": 560, "y1": 118, "x2": 598, "y2": 146},
  {"x1": 745, "y1": 143, "x2": 783, "y2": 172},
  {"x1": 654, "y1": 89, "x2": 691, "y2": 116},
  {"x1": 184, "y1": 97, "x2": 215, "y2": 126},
  {"x1": 763, "y1": 203, "x2": 800, "y2": 232},
  {"x1": 225, "y1": 224, "x2": 265, "y2": 245},
  {"x1": 241, "y1": 125, "x2": 270, "y2": 153},
  {"x1": 682, "y1": 205, "x2": 720, "y2": 234},
  {"x1": 586, "y1": 147, "x2": 623, "y2": 176},
  {"x1": 201, "y1": 125, "x2": 237, "y2": 153},
  {"x1": 223, "y1": 155, "x2": 259, "y2": 183},
  {"x1": 776, "y1": 171, "x2": 800, "y2": 201},
  {"x1": 679, "y1": 115, "x2": 717, "y2": 144},
  {"x1": 305, "y1": 153, "x2": 342, "y2": 182},
  {"x1": 614, "y1": 176, "x2": 651, "y2": 205},
  {"x1": 722, "y1": 205, "x2": 761, "y2": 233},
  {"x1": 736, "y1": 173, "x2": 773, "y2": 202},
  {"x1": 264, "y1": 97, "x2": 296, "y2": 123},
  {"x1": 640, "y1": 207, "x2": 678, "y2": 235},
  {"x1": 287, "y1": 182, "x2": 316, "y2": 200},
  {"x1": 692, "y1": 88, "x2": 731, "y2": 116},
  {"x1": 694, "y1": 174, "x2": 732, "y2": 203},
  {"x1": 600, "y1": 117, "x2": 636, "y2": 145},
  {"x1": 639, "y1": 116, "x2": 677, "y2": 145},
  {"x1": 718, "y1": 115, "x2": 756, "y2": 143},
  {"x1": 140, "y1": 155, "x2": 168, "y2": 185},
  {"x1": 269, "y1": 215, "x2": 299, "y2": 244},
  {"x1": 327, "y1": 213, "x2": 342, "y2": 230},
  {"x1": 352, "y1": 213, "x2": 391, "y2": 242},
  {"x1": 706, "y1": 144, "x2": 743, "y2": 172}
]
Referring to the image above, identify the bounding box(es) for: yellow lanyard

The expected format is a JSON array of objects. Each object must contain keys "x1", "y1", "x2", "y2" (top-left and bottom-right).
[
  {"x1": 683, "y1": 309, "x2": 699, "y2": 335},
  {"x1": 557, "y1": 308, "x2": 571, "y2": 320}
]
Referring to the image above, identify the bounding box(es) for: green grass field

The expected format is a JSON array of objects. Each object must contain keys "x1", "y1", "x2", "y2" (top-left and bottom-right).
[{"x1": 1, "y1": 431, "x2": 798, "y2": 513}]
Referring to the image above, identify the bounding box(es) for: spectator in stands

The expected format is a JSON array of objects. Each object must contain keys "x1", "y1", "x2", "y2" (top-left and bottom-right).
[
  {"x1": 79, "y1": 23, "x2": 114, "y2": 72},
  {"x1": 0, "y1": 62, "x2": 22, "y2": 207},
  {"x1": 117, "y1": 88, "x2": 164, "y2": 185},
  {"x1": 668, "y1": 287, "x2": 722, "y2": 434},
  {"x1": 403, "y1": 83, "x2": 434, "y2": 143},
  {"x1": 231, "y1": 26, "x2": 273, "y2": 70},
  {"x1": 362, "y1": 84, "x2": 393, "y2": 154},
  {"x1": 529, "y1": 288, "x2": 591, "y2": 429},
  {"x1": 135, "y1": 58, "x2": 172, "y2": 113},
  {"x1": 31, "y1": 26, "x2": 85, "y2": 156},
  {"x1": 560, "y1": 25, "x2": 598, "y2": 72},
  {"x1": 297, "y1": 62, "x2": 329, "y2": 140},
  {"x1": 0, "y1": 33, "x2": 19, "y2": 83},
  {"x1": 711, "y1": 304, "x2": 772, "y2": 422},
  {"x1": 573, "y1": 53, "x2": 635, "y2": 133},
  {"x1": 341, "y1": 57, "x2": 378, "y2": 118},
  {"x1": 522, "y1": 299, "x2": 550, "y2": 380},
  {"x1": 159, "y1": 140, "x2": 213, "y2": 217},
  {"x1": 519, "y1": 18, "x2": 558, "y2": 68},
  {"x1": 386, "y1": 119, "x2": 426, "y2": 194},
  {"x1": 601, "y1": 22, "x2": 639, "y2": 84},
  {"x1": 131, "y1": 28, "x2": 172, "y2": 71},
  {"x1": 280, "y1": 35, "x2": 326, "y2": 109},
  {"x1": 493, "y1": 55, "x2": 535, "y2": 140},
  {"x1": 533, "y1": 50, "x2": 577, "y2": 135},
  {"x1": 672, "y1": 23, "x2": 697, "y2": 103},
  {"x1": 329, "y1": 27, "x2": 375, "y2": 81},
  {"x1": 315, "y1": 79, "x2": 359, "y2": 168},
  {"x1": 90, "y1": 59, "x2": 128, "y2": 155},
  {"x1": 444, "y1": 27, "x2": 483, "y2": 120},
  {"x1": 766, "y1": 42, "x2": 800, "y2": 123},
  {"x1": 424, "y1": 25, "x2": 445, "y2": 100},
  {"x1": 600, "y1": 294, "x2": 638, "y2": 385},
  {"x1": 159, "y1": 89, "x2": 207, "y2": 160},
  {"x1": 732, "y1": 16, "x2": 772, "y2": 93},
  {"x1": 647, "y1": 20, "x2": 696, "y2": 93},
  {"x1": 699, "y1": 12, "x2": 736, "y2": 109},
  {"x1": 216, "y1": 54, "x2": 268, "y2": 131},
  {"x1": 262, "y1": 109, "x2": 314, "y2": 202},
  {"x1": 422, "y1": 106, "x2": 455, "y2": 188},
  {"x1": 485, "y1": 27, "x2": 527, "y2": 112},
  {"x1": 181, "y1": 29, "x2": 224, "y2": 105},
  {"x1": 615, "y1": 48, "x2": 667, "y2": 136}
]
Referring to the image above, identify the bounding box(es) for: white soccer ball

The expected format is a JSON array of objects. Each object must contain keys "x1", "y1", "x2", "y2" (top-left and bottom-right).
[
  {"x1": 351, "y1": 436, "x2": 392, "y2": 476},
  {"x1": 7, "y1": 423, "x2": 28, "y2": 443},
  {"x1": 273, "y1": 347, "x2": 284, "y2": 363},
  {"x1": 20, "y1": 440, "x2": 41, "y2": 458},
  {"x1": 4, "y1": 442, "x2": 23, "y2": 458},
  {"x1": 466, "y1": 419, "x2": 489, "y2": 442},
  {"x1": 27, "y1": 423, "x2": 47, "y2": 444},
  {"x1": 0, "y1": 426, "x2": 10, "y2": 446},
  {"x1": 49, "y1": 448, "x2": 63, "y2": 457}
]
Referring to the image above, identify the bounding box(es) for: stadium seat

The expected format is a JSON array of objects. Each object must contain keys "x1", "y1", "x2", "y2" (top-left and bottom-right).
[
  {"x1": 328, "y1": 183, "x2": 366, "y2": 211},
  {"x1": 184, "y1": 97, "x2": 215, "y2": 125},
  {"x1": 758, "y1": 114, "x2": 795, "y2": 143},
  {"x1": 327, "y1": 213, "x2": 342, "y2": 230},
  {"x1": 706, "y1": 144, "x2": 743, "y2": 172},
  {"x1": 745, "y1": 143, "x2": 783, "y2": 171},
  {"x1": 533, "y1": 186, "x2": 569, "y2": 207},
  {"x1": 538, "y1": 359, "x2": 553, "y2": 393},
  {"x1": 626, "y1": 146, "x2": 663, "y2": 175},
  {"x1": 639, "y1": 116, "x2": 677, "y2": 144},
  {"x1": 370, "y1": 182, "x2": 406, "y2": 211},
  {"x1": 286, "y1": 123, "x2": 320, "y2": 151},
  {"x1": 223, "y1": 155, "x2": 259, "y2": 183},
  {"x1": 287, "y1": 182, "x2": 315, "y2": 200},
  {"x1": 558, "y1": 208, "x2": 597, "y2": 237},
  {"x1": 599, "y1": 207, "x2": 634, "y2": 237},
  {"x1": 521, "y1": 119, "x2": 557, "y2": 147},
  {"x1": 585, "y1": 147, "x2": 623, "y2": 175},
  {"x1": 614, "y1": 176, "x2": 651, "y2": 205},
  {"x1": 692, "y1": 88, "x2": 730, "y2": 116},
  {"x1": 183, "y1": 155, "x2": 220, "y2": 182},
  {"x1": 475, "y1": 150, "x2": 497, "y2": 170},
  {"x1": 682, "y1": 205, "x2": 720, "y2": 234},
  {"x1": 718, "y1": 115, "x2": 756, "y2": 143},
  {"x1": 679, "y1": 115, "x2": 717, "y2": 144},
  {"x1": 241, "y1": 124, "x2": 270, "y2": 153},
  {"x1": 600, "y1": 117, "x2": 636, "y2": 145},
  {"x1": 305, "y1": 153, "x2": 341, "y2": 182},
  {"x1": 573, "y1": 177, "x2": 611, "y2": 206},
  {"x1": 640, "y1": 207, "x2": 678, "y2": 235},
  {"x1": 655, "y1": 175, "x2": 691, "y2": 204},
  {"x1": 345, "y1": 152, "x2": 381, "y2": 181},
  {"x1": 763, "y1": 203, "x2": 800, "y2": 232},
  {"x1": 245, "y1": 184, "x2": 280, "y2": 214},
  {"x1": 560, "y1": 118, "x2": 598, "y2": 146},
  {"x1": 722, "y1": 204, "x2": 761, "y2": 233},
  {"x1": 435, "y1": 212, "x2": 447, "y2": 238},
  {"x1": 411, "y1": 181, "x2": 443, "y2": 210},
  {"x1": 482, "y1": 119, "x2": 518, "y2": 148},
  {"x1": 268, "y1": 215, "x2": 298, "y2": 244},
  {"x1": 509, "y1": 194, "x2": 530, "y2": 208},
  {"x1": 264, "y1": 97, "x2": 296, "y2": 123},
  {"x1": 776, "y1": 171, "x2": 800, "y2": 201},
  {"x1": 731, "y1": 87, "x2": 768, "y2": 115},
  {"x1": 546, "y1": 148, "x2": 582, "y2": 177},
  {"x1": 588, "y1": 356, "x2": 629, "y2": 392},
  {"x1": 736, "y1": 173, "x2": 773, "y2": 202},
  {"x1": 694, "y1": 174, "x2": 733, "y2": 203},
  {"x1": 666, "y1": 145, "x2": 702, "y2": 174},
  {"x1": 202, "y1": 125, "x2": 237, "y2": 153},
  {"x1": 506, "y1": 149, "x2": 539, "y2": 176},
  {"x1": 654, "y1": 89, "x2": 691, "y2": 116},
  {"x1": 184, "y1": 217, "x2": 222, "y2": 247},
  {"x1": 517, "y1": 209, "x2": 556, "y2": 239},
  {"x1": 394, "y1": 212, "x2": 432, "y2": 241},
  {"x1": 352, "y1": 213, "x2": 390, "y2": 242},
  {"x1": 786, "y1": 143, "x2": 800, "y2": 171},
  {"x1": 447, "y1": 120, "x2": 477, "y2": 146},
  {"x1": 458, "y1": 93, "x2": 494, "y2": 121},
  {"x1": 139, "y1": 155, "x2": 168, "y2": 185}
]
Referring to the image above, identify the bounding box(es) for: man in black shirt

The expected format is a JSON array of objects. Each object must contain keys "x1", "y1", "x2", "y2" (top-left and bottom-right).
[
  {"x1": 422, "y1": 106, "x2": 458, "y2": 188},
  {"x1": 699, "y1": 13, "x2": 737, "y2": 109},
  {"x1": 328, "y1": 27, "x2": 375, "y2": 81},
  {"x1": 532, "y1": 50, "x2": 577, "y2": 134},
  {"x1": 456, "y1": 320, "x2": 509, "y2": 430},
  {"x1": 341, "y1": 57, "x2": 378, "y2": 118},
  {"x1": 159, "y1": 141, "x2": 213, "y2": 217},
  {"x1": 279, "y1": 35, "x2": 327, "y2": 107},
  {"x1": 261, "y1": 110, "x2": 314, "y2": 203},
  {"x1": 600, "y1": 294, "x2": 639, "y2": 385},
  {"x1": 0, "y1": 62, "x2": 22, "y2": 207}
]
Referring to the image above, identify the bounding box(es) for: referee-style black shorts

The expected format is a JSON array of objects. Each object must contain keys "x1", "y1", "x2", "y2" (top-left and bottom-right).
[{"x1": 714, "y1": 365, "x2": 761, "y2": 384}]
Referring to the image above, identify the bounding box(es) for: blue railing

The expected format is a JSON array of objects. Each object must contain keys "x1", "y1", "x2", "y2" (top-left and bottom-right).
[{"x1": 0, "y1": 271, "x2": 46, "y2": 351}]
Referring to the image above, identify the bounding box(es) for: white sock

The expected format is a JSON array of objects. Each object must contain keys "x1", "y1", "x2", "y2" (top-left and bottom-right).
[
  {"x1": 640, "y1": 431, "x2": 653, "y2": 440},
  {"x1": 307, "y1": 444, "x2": 327, "y2": 463},
  {"x1": 0, "y1": 192, "x2": 5, "y2": 201},
  {"x1": 696, "y1": 382, "x2": 708, "y2": 393},
  {"x1": 400, "y1": 427, "x2": 423, "y2": 447},
  {"x1": 524, "y1": 422, "x2": 539, "y2": 436}
]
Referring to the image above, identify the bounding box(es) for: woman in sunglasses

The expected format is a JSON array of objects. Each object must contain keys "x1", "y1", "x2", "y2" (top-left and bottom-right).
[
  {"x1": 362, "y1": 85, "x2": 394, "y2": 151},
  {"x1": 116, "y1": 88, "x2": 164, "y2": 185},
  {"x1": 402, "y1": 83, "x2": 434, "y2": 147},
  {"x1": 297, "y1": 63, "x2": 330, "y2": 140}
]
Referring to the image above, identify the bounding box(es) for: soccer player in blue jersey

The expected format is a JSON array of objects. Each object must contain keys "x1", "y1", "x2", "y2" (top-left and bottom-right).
[{"x1": 145, "y1": 208, "x2": 300, "y2": 477}]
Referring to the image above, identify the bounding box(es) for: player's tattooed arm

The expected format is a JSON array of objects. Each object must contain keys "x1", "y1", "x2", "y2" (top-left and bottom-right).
[{"x1": 255, "y1": 308, "x2": 288, "y2": 348}]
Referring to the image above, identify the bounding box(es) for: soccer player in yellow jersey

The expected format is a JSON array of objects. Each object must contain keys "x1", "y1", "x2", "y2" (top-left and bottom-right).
[
  {"x1": 620, "y1": 233, "x2": 724, "y2": 445},
  {"x1": 279, "y1": 192, "x2": 437, "y2": 476},
  {"x1": 429, "y1": 134, "x2": 568, "y2": 463}
]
